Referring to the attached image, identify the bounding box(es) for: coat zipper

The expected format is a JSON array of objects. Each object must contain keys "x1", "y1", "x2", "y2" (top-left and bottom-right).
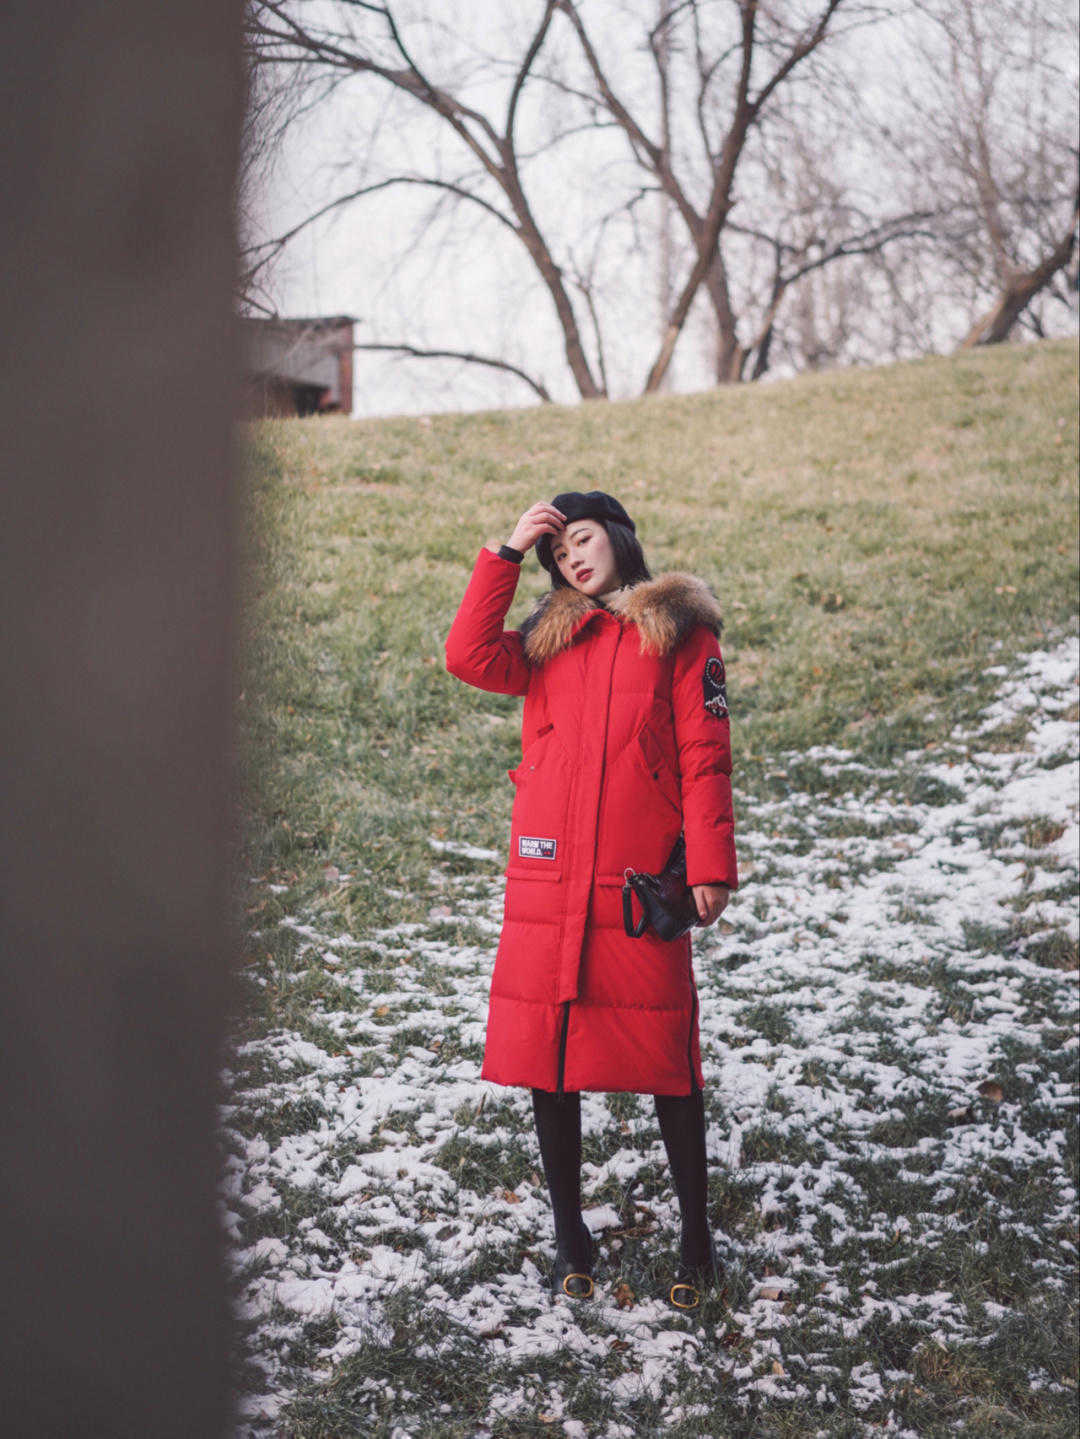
[
  {"x1": 556, "y1": 619, "x2": 620, "y2": 1100},
  {"x1": 686, "y1": 955, "x2": 699, "y2": 1093},
  {"x1": 555, "y1": 1000, "x2": 571, "y2": 1099}
]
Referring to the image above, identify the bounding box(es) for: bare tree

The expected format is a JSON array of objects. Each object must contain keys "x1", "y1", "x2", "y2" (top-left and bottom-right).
[
  {"x1": 242, "y1": 0, "x2": 1076, "y2": 407},
  {"x1": 654, "y1": 0, "x2": 676, "y2": 382},
  {"x1": 244, "y1": 0, "x2": 605, "y2": 400},
  {"x1": 244, "y1": 0, "x2": 924, "y2": 399},
  {"x1": 896, "y1": 0, "x2": 1078, "y2": 350},
  {"x1": 238, "y1": 7, "x2": 345, "y2": 313},
  {"x1": 554, "y1": 0, "x2": 941, "y2": 386},
  {"x1": 698, "y1": 96, "x2": 940, "y2": 380}
]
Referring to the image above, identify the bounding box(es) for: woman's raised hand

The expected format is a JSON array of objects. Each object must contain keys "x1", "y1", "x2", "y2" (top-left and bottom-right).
[{"x1": 507, "y1": 501, "x2": 567, "y2": 554}]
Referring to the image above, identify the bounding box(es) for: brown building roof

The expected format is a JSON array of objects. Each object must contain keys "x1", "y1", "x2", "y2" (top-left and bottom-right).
[{"x1": 239, "y1": 315, "x2": 355, "y2": 418}]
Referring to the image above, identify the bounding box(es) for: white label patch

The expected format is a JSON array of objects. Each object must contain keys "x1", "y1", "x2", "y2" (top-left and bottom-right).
[{"x1": 518, "y1": 836, "x2": 557, "y2": 860}]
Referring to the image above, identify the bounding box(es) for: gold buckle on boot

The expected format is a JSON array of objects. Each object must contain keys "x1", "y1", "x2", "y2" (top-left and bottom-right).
[
  {"x1": 669, "y1": 1280, "x2": 701, "y2": 1310},
  {"x1": 561, "y1": 1272, "x2": 594, "y2": 1299}
]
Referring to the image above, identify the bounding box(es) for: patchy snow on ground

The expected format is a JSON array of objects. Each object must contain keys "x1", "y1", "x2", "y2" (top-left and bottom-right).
[{"x1": 222, "y1": 636, "x2": 1079, "y2": 1436}]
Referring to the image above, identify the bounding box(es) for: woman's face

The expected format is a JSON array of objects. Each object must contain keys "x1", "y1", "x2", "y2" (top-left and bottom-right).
[{"x1": 552, "y1": 519, "x2": 620, "y2": 596}]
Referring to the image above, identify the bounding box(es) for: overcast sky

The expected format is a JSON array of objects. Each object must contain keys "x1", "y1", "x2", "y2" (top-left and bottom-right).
[{"x1": 244, "y1": 1, "x2": 1078, "y2": 419}]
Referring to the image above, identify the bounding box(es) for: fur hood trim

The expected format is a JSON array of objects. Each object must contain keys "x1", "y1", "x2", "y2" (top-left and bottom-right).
[{"x1": 521, "y1": 572, "x2": 723, "y2": 665}]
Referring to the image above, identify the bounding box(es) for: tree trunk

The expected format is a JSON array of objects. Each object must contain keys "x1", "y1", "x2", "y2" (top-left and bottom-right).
[
  {"x1": 503, "y1": 164, "x2": 605, "y2": 399},
  {"x1": 960, "y1": 188, "x2": 1079, "y2": 348},
  {"x1": 705, "y1": 253, "x2": 746, "y2": 384}
]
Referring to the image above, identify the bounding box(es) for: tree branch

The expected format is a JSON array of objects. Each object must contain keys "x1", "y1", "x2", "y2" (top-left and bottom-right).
[
  {"x1": 782, "y1": 215, "x2": 942, "y2": 287},
  {"x1": 567, "y1": 269, "x2": 610, "y2": 399},
  {"x1": 247, "y1": 1, "x2": 603, "y2": 398},
  {"x1": 253, "y1": 1, "x2": 505, "y2": 173},
  {"x1": 642, "y1": 0, "x2": 759, "y2": 391},
  {"x1": 556, "y1": 1, "x2": 662, "y2": 168},
  {"x1": 354, "y1": 342, "x2": 552, "y2": 402},
  {"x1": 556, "y1": 0, "x2": 704, "y2": 239},
  {"x1": 749, "y1": 0, "x2": 845, "y2": 119},
  {"x1": 238, "y1": 175, "x2": 519, "y2": 290},
  {"x1": 960, "y1": 173, "x2": 1080, "y2": 346},
  {"x1": 506, "y1": 0, "x2": 559, "y2": 144}
]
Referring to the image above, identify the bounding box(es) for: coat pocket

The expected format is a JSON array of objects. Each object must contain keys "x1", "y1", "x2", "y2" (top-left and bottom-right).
[
  {"x1": 508, "y1": 723, "x2": 567, "y2": 875},
  {"x1": 506, "y1": 865, "x2": 563, "y2": 882},
  {"x1": 636, "y1": 722, "x2": 682, "y2": 816},
  {"x1": 508, "y1": 721, "x2": 555, "y2": 784}
]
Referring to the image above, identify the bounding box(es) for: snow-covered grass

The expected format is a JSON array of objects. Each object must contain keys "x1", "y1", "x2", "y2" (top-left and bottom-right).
[
  {"x1": 229, "y1": 341, "x2": 1078, "y2": 1431},
  {"x1": 223, "y1": 637, "x2": 1079, "y2": 1438}
]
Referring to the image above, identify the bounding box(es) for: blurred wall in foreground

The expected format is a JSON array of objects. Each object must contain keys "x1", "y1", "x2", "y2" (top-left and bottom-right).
[{"x1": 0, "y1": 3, "x2": 244, "y2": 1435}]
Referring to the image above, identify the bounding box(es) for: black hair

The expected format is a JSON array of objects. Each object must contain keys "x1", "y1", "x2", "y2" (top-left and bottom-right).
[{"x1": 549, "y1": 517, "x2": 652, "y2": 590}]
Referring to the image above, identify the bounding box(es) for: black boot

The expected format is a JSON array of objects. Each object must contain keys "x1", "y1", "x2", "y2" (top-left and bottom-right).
[
  {"x1": 532, "y1": 1089, "x2": 595, "y2": 1299},
  {"x1": 552, "y1": 1218, "x2": 595, "y2": 1300},
  {"x1": 654, "y1": 1088, "x2": 721, "y2": 1309},
  {"x1": 668, "y1": 1234, "x2": 722, "y2": 1310}
]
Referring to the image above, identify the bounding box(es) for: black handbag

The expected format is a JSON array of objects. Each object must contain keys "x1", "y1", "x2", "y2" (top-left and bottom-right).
[{"x1": 622, "y1": 835, "x2": 700, "y2": 941}]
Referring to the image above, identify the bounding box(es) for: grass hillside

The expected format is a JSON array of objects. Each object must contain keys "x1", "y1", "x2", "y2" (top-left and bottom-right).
[
  {"x1": 239, "y1": 337, "x2": 1077, "y2": 935},
  {"x1": 228, "y1": 338, "x2": 1078, "y2": 1438}
]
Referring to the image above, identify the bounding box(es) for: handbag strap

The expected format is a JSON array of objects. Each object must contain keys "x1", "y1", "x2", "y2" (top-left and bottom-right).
[{"x1": 622, "y1": 875, "x2": 650, "y2": 938}]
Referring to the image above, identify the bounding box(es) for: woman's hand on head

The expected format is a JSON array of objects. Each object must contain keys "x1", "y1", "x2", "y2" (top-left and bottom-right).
[
  {"x1": 691, "y1": 883, "x2": 730, "y2": 926},
  {"x1": 507, "y1": 501, "x2": 566, "y2": 554}
]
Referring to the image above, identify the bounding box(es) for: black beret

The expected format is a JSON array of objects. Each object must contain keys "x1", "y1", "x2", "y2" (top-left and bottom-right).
[{"x1": 536, "y1": 490, "x2": 636, "y2": 572}]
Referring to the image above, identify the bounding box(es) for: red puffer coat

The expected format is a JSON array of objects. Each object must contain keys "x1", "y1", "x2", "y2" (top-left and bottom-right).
[{"x1": 445, "y1": 548, "x2": 738, "y2": 1096}]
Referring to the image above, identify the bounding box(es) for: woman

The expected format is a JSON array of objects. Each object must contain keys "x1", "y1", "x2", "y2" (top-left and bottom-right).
[{"x1": 445, "y1": 491, "x2": 738, "y2": 1309}]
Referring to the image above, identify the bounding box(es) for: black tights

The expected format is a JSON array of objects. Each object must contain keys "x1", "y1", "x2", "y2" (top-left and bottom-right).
[{"x1": 531, "y1": 1087, "x2": 711, "y2": 1268}]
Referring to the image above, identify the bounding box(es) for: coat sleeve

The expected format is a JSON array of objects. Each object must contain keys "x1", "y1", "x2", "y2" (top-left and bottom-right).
[
  {"x1": 444, "y1": 547, "x2": 531, "y2": 696},
  {"x1": 672, "y1": 624, "x2": 738, "y2": 890}
]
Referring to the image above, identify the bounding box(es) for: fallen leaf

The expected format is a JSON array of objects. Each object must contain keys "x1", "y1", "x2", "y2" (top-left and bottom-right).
[
  {"x1": 614, "y1": 1282, "x2": 635, "y2": 1310},
  {"x1": 759, "y1": 1286, "x2": 784, "y2": 1301},
  {"x1": 979, "y1": 1080, "x2": 1004, "y2": 1103},
  {"x1": 771, "y1": 1360, "x2": 786, "y2": 1376},
  {"x1": 501, "y1": 1189, "x2": 521, "y2": 1204}
]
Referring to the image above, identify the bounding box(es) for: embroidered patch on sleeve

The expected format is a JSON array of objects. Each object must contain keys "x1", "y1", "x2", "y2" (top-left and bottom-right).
[
  {"x1": 703, "y1": 656, "x2": 728, "y2": 719},
  {"x1": 519, "y1": 836, "x2": 557, "y2": 860}
]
